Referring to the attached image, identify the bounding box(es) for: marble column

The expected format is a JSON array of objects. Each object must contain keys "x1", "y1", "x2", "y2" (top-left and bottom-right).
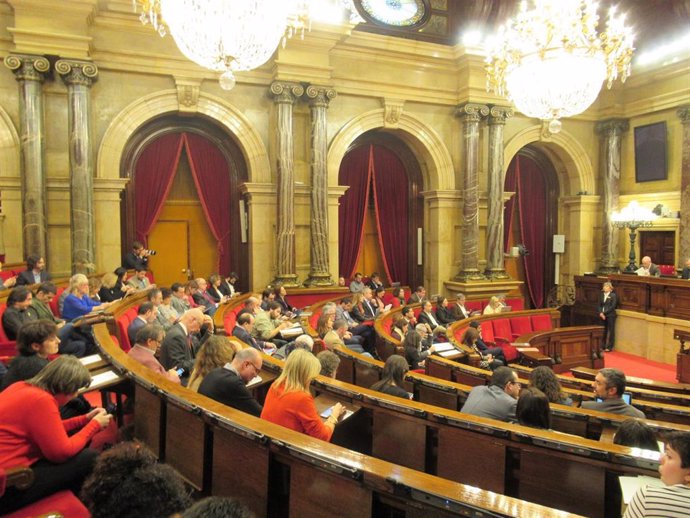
[
  {"x1": 270, "y1": 82, "x2": 304, "y2": 287},
  {"x1": 485, "y1": 105, "x2": 513, "y2": 279},
  {"x1": 678, "y1": 107, "x2": 690, "y2": 264},
  {"x1": 56, "y1": 59, "x2": 98, "y2": 274},
  {"x1": 303, "y1": 85, "x2": 337, "y2": 287},
  {"x1": 455, "y1": 102, "x2": 489, "y2": 281},
  {"x1": 4, "y1": 54, "x2": 50, "y2": 259},
  {"x1": 595, "y1": 119, "x2": 629, "y2": 274}
]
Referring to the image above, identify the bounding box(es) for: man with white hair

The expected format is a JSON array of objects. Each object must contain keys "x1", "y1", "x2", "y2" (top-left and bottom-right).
[
  {"x1": 636, "y1": 256, "x2": 660, "y2": 277},
  {"x1": 159, "y1": 308, "x2": 211, "y2": 383}
]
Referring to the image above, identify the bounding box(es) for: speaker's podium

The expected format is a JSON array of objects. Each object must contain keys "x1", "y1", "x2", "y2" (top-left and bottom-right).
[{"x1": 675, "y1": 329, "x2": 690, "y2": 383}]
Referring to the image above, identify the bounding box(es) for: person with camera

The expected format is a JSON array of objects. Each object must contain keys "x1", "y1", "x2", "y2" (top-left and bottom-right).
[{"x1": 123, "y1": 241, "x2": 156, "y2": 270}]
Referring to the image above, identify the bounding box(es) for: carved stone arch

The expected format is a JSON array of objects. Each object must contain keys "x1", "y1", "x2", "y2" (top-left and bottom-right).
[
  {"x1": 503, "y1": 126, "x2": 595, "y2": 196},
  {"x1": 0, "y1": 105, "x2": 22, "y2": 262},
  {"x1": 97, "y1": 90, "x2": 270, "y2": 183},
  {"x1": 327, "y1": 109, "x2": 455, "y2": 191},
  {"x1": 0, "y1": 105, "x2": 20, "y2": 178}
]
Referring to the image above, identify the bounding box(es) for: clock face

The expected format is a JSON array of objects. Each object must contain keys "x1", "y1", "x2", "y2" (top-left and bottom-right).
[{"x1": 356, "y1": 0, "x2": 430, "y2": 28}]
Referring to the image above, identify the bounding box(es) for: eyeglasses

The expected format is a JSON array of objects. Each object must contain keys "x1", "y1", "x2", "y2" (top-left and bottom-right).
[{"x1": 247, "y1": 362, "x2": 261, "y2": 373}]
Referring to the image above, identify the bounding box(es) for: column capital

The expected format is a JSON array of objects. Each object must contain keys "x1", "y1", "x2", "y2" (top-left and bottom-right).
[
  {"x1": 487, "y1": 105, "x2": 514, "y2": 125},
  {"x1": 455, "y1": 102, "x2": 489, "y2": 122},
  {"x1": 55, "y1": 59, "x2": 98, "y2": 87},
  {"x1": 4, "y1": 54, "x2": 50, "y2": 82},
  {"x1": 304, "y1": 85, "x2": 336, "y2": 108},
  {"x1": 678, "y1": 106, "x2": 690, "y2": 125},
  {"x1": 270, "y1": 81, "x2": 304, "y2": 104},
  {"x1": 595, "y1": 118, "x2": 629, "y2": 136}
]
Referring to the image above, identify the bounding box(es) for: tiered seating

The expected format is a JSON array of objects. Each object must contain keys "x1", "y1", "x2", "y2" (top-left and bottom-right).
[{"x1": 0, "y1": 303, "x2": 17, "y2": 360}]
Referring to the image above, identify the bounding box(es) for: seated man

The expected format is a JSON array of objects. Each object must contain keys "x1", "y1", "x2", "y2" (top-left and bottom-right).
[
  {"x1": 190, "y1": 278, "x2": 218, "y2": 317},
  {"x1": 159, "y1": 308, "x2": 210, "y2": 381},
  {"x1": 260, "y1": 289, "x2": 275, "y2": 311},
  {"x1": 123, "y1": 240, "x2": 150, "y2": 270},
  {"x1": 127, "y1": 323, "x2": 180, "y2": 383},
  {"x1": 682, "y1": 258, "x2": 690, "y2": 280},
  {"x1": 406, "y1": 285, "x2": 427, "y2": 304},
  {"x1": 581, "y1": 368, "x2": 645, "y2": 418},
  {"x1": 636, "y1": 255, "x2": 661, "y2": 277},
  {"x1": 349, "y1": 272, "x2": 365, "y2": 293},
  {"x1": 367, "y1": 272, "x2": 384, "y2": 291},
  {"x1": 318, "y1": 350, "x2": 341, "y2": 378},
  {"x1": 417, "y1": 300, "x2": 446, "y2": 337},
  {"x1": 127, "y1": 301, "x2": 157, "y2": 345},
  {"x1": 252, "y1": 301, "x2": 293, "y2": 348},
  {"x1": 170, "y1": 282, "x2": 191, "y2": 315},
  {"x1": 461, "y1": 366, "x2": 520, "y2": 422},
  {"x1": 127, "y1": 266, "x2": 152, "y2": 290},
  {"x1": 156, "y1": 287, "x2": 179, "y2": 331},
  {"x1": 15, "y1": 254, "x2": 50, "y2": 286},
  {"x1": 236, "y1": 296, "x2": 261, "y2": 319},
  {"x1": 281, "y1": 334, "x2": 314, "y2": 359},
  {"x1": 30, "y1": 282, "x2": 65, "y2": 326},
  {"x1": 324, "y1": 319, "x2": 373, "y2": 357},
  {"x1": 198, "y1": 348, "x2": 263, "y2": 417},
  {"x1": 2, "y1": 286, "x2": 38, "y2": 340},
  {"x1": 219, "y1": 272, "x2": 238, "y2": 298},
  {"x1": 232, "y1": 312, "x2": 274, "y2": 354},
  {"x1": 451, "y1": 292, "x2": 473, "y2": 320}
]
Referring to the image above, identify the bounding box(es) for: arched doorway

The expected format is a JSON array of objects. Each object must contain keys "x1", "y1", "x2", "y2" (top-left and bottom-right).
[
  {"x1": 121, "y1": 115, "x2": 248, "y2": 289},
  {"x1": 338, "y1": 131, "x2": 424, "y2": 287},
  {"x1": 504, "y1": 146, "x2": 559, "y2": 308}
]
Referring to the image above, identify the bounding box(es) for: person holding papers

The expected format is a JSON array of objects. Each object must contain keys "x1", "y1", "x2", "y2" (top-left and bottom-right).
[
  {"x1": 253, "y1": 302, "x2": 295, "y2": 349},
  {"x1": 623, "y1": 431, "x2": 690, "y2": 518}
]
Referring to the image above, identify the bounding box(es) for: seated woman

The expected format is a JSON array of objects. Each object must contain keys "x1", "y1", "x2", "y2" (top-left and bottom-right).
[
  {"x1": 99, "y1": 271, "x2": 132, "y2": 302},
  {"x1": 462, "y1": 327, "x2": 504, "y2": 370},
  {"x1": 349, "y1": 292, "x2": 369, "y2": 323},
  {"x1": 273, "y1": 284, "x2": 297, "y2": 316},
  {"x1": 373, "y1": 287, "x2": 388, "y2": 312},
  {"x1": 206, "y1": 274, "x2": 227, "y2": 304},
  {"x1": 516, "y1": 386, "x2": 551, "y2": 430},
  {"x1": 261, "y1": 349, "x2": 345, "y2": 442},
  {"x1": 403, "y1": 329, "x2": 436, "y2": 370},
  {"x1": 1, "y1": 320, "x2": 58, "y2": 391},
  {"x1": 370, "y1": 355, "x2": 411, "y2": 399},
  {"x1": 528, "y1": 365, "x2": 573, "y2": 406},
  {"x1": 613, "y1": 419, "x2": 661, "y2": 452},
  {"x1": 62, "y1": 273, "x2": 111, "y2": 321},
  {"x1": 88, "y1": 277, "x2": 102, "y2": 302},
  {"x1": 0, "y1": 355, "x2": 111, "y2": 513},
  {"x1": 390, "y1": 287, "x2": 406, "y2": 308},
  {"x1": 483, "y1": 296, "x2": 503, "y2": 315},
  {"x1": 391, "y1": 317, "x2": 409, "y2": 342},
  {"x1": 435, "y1": 296, "x2": 456, "y2": 325},
  {"x1": 187, "y1": 335, "x2": 236, "y2": 392},
  {"x1": 316, "y1": 312, "x2": 334, "y2": 340}
]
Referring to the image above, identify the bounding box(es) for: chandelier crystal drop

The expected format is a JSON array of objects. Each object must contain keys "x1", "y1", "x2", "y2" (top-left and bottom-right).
[{"x1": 485, "y1": 0, "x2": 634, "y2": 131}]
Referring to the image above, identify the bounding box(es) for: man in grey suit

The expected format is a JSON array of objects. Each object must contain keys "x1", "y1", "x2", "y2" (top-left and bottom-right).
[
  {"x1": 581, "y1": 368, "x2": 645, "y2": 418},
  {"x1": 461, "y1": 367, "x2": 520, "y2": 422}
]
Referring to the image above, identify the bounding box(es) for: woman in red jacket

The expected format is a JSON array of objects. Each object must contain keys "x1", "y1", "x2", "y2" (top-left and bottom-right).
[
  {"x1": 261, "y1": 349, "x2": 345, "y2": 441},
  {"x1": 0, "y1": 355, "x2": 112, "y2": 512}
]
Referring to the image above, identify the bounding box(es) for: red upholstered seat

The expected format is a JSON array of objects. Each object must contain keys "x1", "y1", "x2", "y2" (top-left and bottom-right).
[
  {"x1": 116, "y1": 308, "x2": 138, "y2": 352},
  {"x1": 223, "y1": 306, "x2": 243, "y2": 335},
  {"x1": 0, "y1": 270, "x2": 14, "y2": 281},
  {"x1": 465, "y1": 301, "x2": 482, "y2": 312},
  {"x1": 506, "y1": 298, "x2": 524, "y2": 311},
  {"x1": 531, "y1": 314, "x2": 552, "y2": 331},
  {"x1": 480, "y1": 321, "x2": 495, "y2": 343},
  {"x1": 3, "y1": 489, "x2": 90, "y2": 518},
  {"x1": 659, "y1": 264, "x2": 676, "y2": 276},
  {"x1": 50, "y1": 287, "x2": 65, "y2": 317},
  {"x1": 0, "y1": 303, "x2": 17, "y2": 358},
  {"x1": 509, "y1": 316, "x2": 532, "y2": 340},
  {"x1": 454, "y1": 326, "x2": 467, "y2": 343},
  {"x1": 308, "y1": 311, "x2": 321, "y2": 330},
  {"x1": 491, "y1": 319, "x2": 512, "y2": 343}
]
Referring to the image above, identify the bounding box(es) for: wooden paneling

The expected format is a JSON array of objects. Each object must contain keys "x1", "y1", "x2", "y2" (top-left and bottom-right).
[
  {"x1": 372, "y1": 411, "x2": 427, "y2": 472},
  {"x1": 165, "y1": 403, "x2": 207, "y2": 490},
  {"x1": 133, "y1": 384, "x2": 163, "y2": 458}
]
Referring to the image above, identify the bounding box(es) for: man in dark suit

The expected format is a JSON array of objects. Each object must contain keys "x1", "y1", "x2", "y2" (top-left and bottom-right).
[
  {"x1": 15, "y1": 255, "x2": 50, "y2": 286},
  {"x1": 581, "y1": 368, "x2": 645, "y2": 418},
  {"x1": 367, "y1": 272, "x2": 384, "y2": 291},
  {"x1": 2, "y1": 286, "x2": 38, "y2": 340},
  {"x1": 159, "y1": 308, "x2": 209, "y2": 379},
  {"x1": 127, "y1": 302, "x2": 157, "y2": 346},
  {"x1": 123, "y1": 241, "x2": 150, "y2": 270},
  {"x1": 417, "y1": 300, "x2": 446, "y2": 337},
  {"x1": 598, "y1": 281, "x2": 617, "y2": 352},
  {"x1": 406, "y1": 286, "x2": 426, "y2": 304},
  {"x1": 232, "y1": 313, "x2": 263, "y2": 352},
  {"x1": 190, "y1": 278, "x2": 217, "y2": 317},
  {"x1": 198, "y1": 348, "x2": 263, "y2": 417},
  {"x1": 682, "y1": 258, "x2": 690, "y2": 280}
]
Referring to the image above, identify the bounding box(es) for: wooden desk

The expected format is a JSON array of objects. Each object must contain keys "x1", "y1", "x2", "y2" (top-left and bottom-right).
[{"x1": 675, "y1": 329, "x2": 690, "y2": 383}]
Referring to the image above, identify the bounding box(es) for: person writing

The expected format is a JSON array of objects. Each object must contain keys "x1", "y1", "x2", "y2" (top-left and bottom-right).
[
  {"x1": 261, "y1": 349, "x2": 345, "y2": 441},
  {"x1": 0, "y1": 355, "x2": 112, "y2": 512}
]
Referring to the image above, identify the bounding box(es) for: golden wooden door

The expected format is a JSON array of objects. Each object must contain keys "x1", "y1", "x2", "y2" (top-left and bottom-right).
[
  {"x1": 354, "y1": 205, "x2": 387, "y2": 282},
  {"x1": 147, "y1": 221, "x2": 190, "y2": 286}
]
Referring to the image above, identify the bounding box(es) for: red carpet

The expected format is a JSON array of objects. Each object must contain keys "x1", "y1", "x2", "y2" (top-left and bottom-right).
[{"x1": 602, "y1": 351, "x2": 677, "y2": 383}]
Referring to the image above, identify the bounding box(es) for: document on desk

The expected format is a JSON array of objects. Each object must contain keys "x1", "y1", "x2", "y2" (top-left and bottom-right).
[
  {"x1": 320, "y1": 405, "x2": 354, "y2": 421},
  {"x1": 439, "y1": 349, "x2": 459, "y2": 357},
  {"x1": 87, "y1": 370, "x2": 120, "y2": 390},
  {"x1": 280, "y1": 323, "x2": 303, "y2": 338},
  {"x1": 619, "y1": 475, "x2": 664, "y2": 504},
  {"x1": 80, "y1": 354, "x2": 102, "y2": 367},
  {"x1": 433, "y1": 342, "x2": 455, "y2": 352},
  {"x1": 247, "y1": 375, "x2": 262, "y2": 388}
]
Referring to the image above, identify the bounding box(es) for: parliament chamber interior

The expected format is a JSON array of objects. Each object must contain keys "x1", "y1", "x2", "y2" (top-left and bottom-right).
[{"x1": 1, "y1": 0, "x2": 690, "y2": 517}]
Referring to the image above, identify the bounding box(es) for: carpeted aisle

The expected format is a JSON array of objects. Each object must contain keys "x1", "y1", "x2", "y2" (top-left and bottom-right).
[{"x1": 603, "y1": 350, "x2": 677, "y2": 383}]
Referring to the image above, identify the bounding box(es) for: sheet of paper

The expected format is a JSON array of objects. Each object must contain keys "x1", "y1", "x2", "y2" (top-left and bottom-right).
[
  {"x1": 247, "y1": 375, "x2": 262, "y2": 387},
  {"x1": 80, "y1": 354, "x2": 102, "y2": 366},
  {"x1": 619, "y1": 475, "x2": 664, "y2": 504},
  {"x1": 439, "y1": 349, "x2": 459, "y2": 357},
  {"x1": 433, "y1": 342, "x2": 455, "y2": 352},
  {"x1": 88, "y1": 370, "x2": 120, "y2": 389}
]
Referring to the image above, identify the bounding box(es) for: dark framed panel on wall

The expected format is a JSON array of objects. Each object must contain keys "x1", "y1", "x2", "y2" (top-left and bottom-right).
[{"x1": 634, "y1": 121, "x2": 667, "y2": 183}]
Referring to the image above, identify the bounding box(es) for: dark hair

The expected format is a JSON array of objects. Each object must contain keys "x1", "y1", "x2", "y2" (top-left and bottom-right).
[
  {"x1": 237, "y1": 313, "x2": 253, "y2": 326},
  {"x1": 403, "y1": 330, "x2": 422, "y2": 351},
  {"x1": 517, "y1": 387, "x2": 551, "y2": 429},
  {"x1": 600, "y1": 368, "x2": 626, "y2": 396},
  {"x1": 272, "y1": 284, "x2": 284, "y2": 297},
  {"x1": 35, "y1": 282, "x2": 57, "y2": 295},
  {"x1": 663, "y1": 431, "x2": 690, "y2": 468},
  {"x1": 26, "y1": 254, "x2": 42, "y2": 269},
  {"x1": 146, "y1": 288, "x2": 161, "y2": 302},
  {"x1": 401, "y1": 306, "x2": 413, "y2": 317},
  {"x1": 371, "y1": 355, "x2": 408, "y2": 392},
  {"x1": 182, "y1": 496, "x2": 254, "y2": 518},
  {"x1": 266, "y1": 301, "x2": 282, "y2": 311},
  {"x1": 227, "y1": 272, "x2": 238, "y2": 281},
  {"x1": 469, "y1": 320, "x2": 481, "y2": 329},
  {"x1": 354, "y1": 272, "x2": 362, "y2": 278},
  {"x1": 262, "y1": 288, "x2": 272, "y2": 299},
  {"x1": 370, "y1": 272, "x2": 379, "y2": 278},
  {"x1": 7, "y1": 286, "x2": 31, "y2": 306},
  {"x1": 160, "y1": 287, "x2": 172, "y2": 299},
  {"x1": 332, "y1": 318, "x2": 348, "y2": 331},
  {"x1": 461, "y1": 327, "x2": 479, "y2": 347},
  {"x1": 81, "y1": 442, "x2": 191, "y2": 518},
  {"x1": 16, "y1": 320, "x2": 58, "y2": 356},
  {"x1": 529, "y1": 366, "x2": 567, "y2": 404},
  {"x1": 132, "y1": 241, "x2": 144, "y2": 249},
  {"x1": 392, "y1": 287, "x2": 404, "y2": 299},
  {"x1": 114, "y1": 267, "x2": 127, "y2": 279},
  {"x1": 171, "y1": 282, "x2": 184, "y2": 293},
  {"x1": 489, "y1": 366, "x2": 516, "y2": 389},
  {"x1": 415, "y1": 285, "x2": 425, "y2": 293},
  {"x1": 435, "y1": 295, "x2": 446, "y2": 305},
  {"x1": 393, "y1": 317, "x2": 408, "y2": 333},
  {"x1": 137, "y1": 302, "x2": 154, "y2": 315},
  {"x1": 613, "y1": 419, "x2": 660, "y2": 451},
  {"x1": 339, "y1": 297, "x2": 352, "y2": 305},
  {"x1": 135, "y1": 265, "x2": 148, "y2": 273},
  {"x1": 375, "y1": 287, "x2": 385, "y2": 296},
  {"x1": 135, "y1": 324, "x2": 164, "y2": 345}
]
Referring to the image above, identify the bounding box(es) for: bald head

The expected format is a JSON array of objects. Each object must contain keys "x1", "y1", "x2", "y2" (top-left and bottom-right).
[
  {"x1": 232, "y1": 347, "x2": 262, "y2": 384},
  {"x1": 641, "y1": 256, "x2": 652, "y2": 268},
  {"x1": 180, "y1": 308, "x2": 205, "y2": 333}
]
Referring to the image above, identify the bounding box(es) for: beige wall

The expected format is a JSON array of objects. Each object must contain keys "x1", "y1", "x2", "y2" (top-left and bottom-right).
[{"x1": 0, "y1": 1, "x2": 687, "y2": 293}]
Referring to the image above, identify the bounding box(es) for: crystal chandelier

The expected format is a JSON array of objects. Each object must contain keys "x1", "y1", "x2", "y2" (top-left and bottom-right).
[
  {"x1": 485, "y1": 0, "x2": 634, "y2": 133},
  {"x1": 133, "y1": 0, "x2": 313, "y2": 90},
  {"x1": 611, "y1": 201, "x2": 656, "y2": 272}
]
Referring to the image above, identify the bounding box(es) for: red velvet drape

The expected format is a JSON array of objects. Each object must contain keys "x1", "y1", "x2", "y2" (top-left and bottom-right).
[
  {"x1": 516, "y1": 155, "x2": 547, "y2": 308},
  {"x1": 371, "y1": 146, "x2": 409, "y2": 285},
  {"x1": 134, "y1": 133, "x2": 185, "y2": 245},
  {"x1": 338, "y1": 145, "x2": 373, "y2": 278},
  {"x1": 184, "y1": 133, "x2": 233, "y2": 274}
]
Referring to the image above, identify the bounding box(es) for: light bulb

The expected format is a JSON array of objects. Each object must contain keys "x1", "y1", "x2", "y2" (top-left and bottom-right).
[
  {"x1": 548, "y1": 119, "x2": 562, "y2": 134},
  {"x1": 219, "y1": 70, "x2": 236, "y2": 91}
]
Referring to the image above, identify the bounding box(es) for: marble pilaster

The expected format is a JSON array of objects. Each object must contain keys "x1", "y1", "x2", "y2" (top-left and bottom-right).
[
  {"x1": 303, "y1": 85, "x2": 336, "y2": 287},
  {"x1": 4, "y1": 54, "x2": 50, "y2": 259},
  {"x1": 56, "y1": 59, "x2": 98, "y2": 274},
  {"x1": 485, "y1": 105, "x2": 513, "y2": 279},
  {"x1": 270, "y1": 82, "x2": 304, "y2": 287},
  {"x1": 595, "y1": 119, "x2": 629, "y2": 274},
  {"x1": 455, "y1": 102, "x2": 489, "y2": 282},
  {"x1": 678, "y1": 107, "x2": 690, "y2": 264}
]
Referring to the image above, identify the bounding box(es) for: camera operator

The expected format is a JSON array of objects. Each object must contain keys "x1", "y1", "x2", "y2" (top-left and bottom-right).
[{"x1": 123, "y1": 241, "x2": 156, "y2": 270}]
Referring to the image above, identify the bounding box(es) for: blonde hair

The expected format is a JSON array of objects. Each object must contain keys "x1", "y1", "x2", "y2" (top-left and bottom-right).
[
  {"x1": 101, "y1": 272, "x2": 118, "y2": 289},
  {"x1": 273, "y1": 349, "x2": 320, "y2": 395},
  {"x1": 188, "y1": 336, "x2": 236, "y2": 391},
  {"x1": 69, "y1": 273, "x2": 89, "y2": 294}
]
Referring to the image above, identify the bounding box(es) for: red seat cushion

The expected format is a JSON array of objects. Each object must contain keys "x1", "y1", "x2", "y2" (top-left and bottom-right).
[
  {"x1": 531, "y1": 314, "x2": 552, "y2": 331},
  {"x1": 506, "y1": 298, "x2": 524, "y2": 310},
  {"x1": 0, "y1": 304, "x2": 17, "y2": 357},
  {"x1": 498, "y1": 343, "x2": 520, "y2": 362},
  {"x1": 465, "y1": 301, "x2": 482, "y2": 312},
  {"x1": 480, "y1": 321, "x2": 495, "y2": 343},
  {"x1": 492, "y1": 319, "x2": 512, "y2": 342},
  {"x1": 3, "y1": 490, "x2": 90, "y2": 518},
  {"x1": 510, "y1": 316, "x2": 532, "y2": 340},
  {"x1": 454, "y1": 326, "x2": 467, "y2": 343},
  {"x1": 0, "y1": 270, "x2": 14, "y2": 281},
  {"x1": 50, "y1": 287, "x2": 65, "y2": 317}
]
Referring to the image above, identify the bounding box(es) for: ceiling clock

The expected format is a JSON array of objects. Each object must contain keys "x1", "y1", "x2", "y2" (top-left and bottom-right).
[{"x1": 354, "y1": 0, "x2": 431, "y2": 29}]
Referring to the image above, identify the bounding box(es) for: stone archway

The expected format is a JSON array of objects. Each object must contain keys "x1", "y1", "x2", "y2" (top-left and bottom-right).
[{"x1": 0, "y1": 106, "x2": 22, "y2": 262}]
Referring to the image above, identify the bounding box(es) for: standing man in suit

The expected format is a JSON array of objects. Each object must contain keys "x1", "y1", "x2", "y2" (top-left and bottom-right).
[
  {"x1": 636, "y1": 256, "x2": 660, "y2": 277},
  {"x1": 123, "y1": 241, "x2": 150, "y2": 270},
  {"x1": 159, "y1": 308, "x2": 209, "y2": 382},
  {"x1": 198, "y1": 348, "x2": 263, "y2": 417},
  {"x1": 15, "y1": 255, "x2": 50, "y2": 286},
  {"x1": 599, "y1": 281, "x2": 617, "y2": 352}
]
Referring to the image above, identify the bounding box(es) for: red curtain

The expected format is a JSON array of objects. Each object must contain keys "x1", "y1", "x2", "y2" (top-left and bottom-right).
[
  {"x1": 134, "y1": 133, "x2": 184, "y2": 245},
  {"x1": 516, "y1": 155, "x2": 547, "y2": 308},
  {"x1": 338, "y1": 145, "x2": 373, "y2": 278},
  {"x1": 184, "y1": 133, "x2": 232, "y2": 274},
  {"x1": 371, "y1": 146, "x2": 409, "y2": 285},
  {"x1": 503, "y1": 156, "x2": 519, "y2": 253}
]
